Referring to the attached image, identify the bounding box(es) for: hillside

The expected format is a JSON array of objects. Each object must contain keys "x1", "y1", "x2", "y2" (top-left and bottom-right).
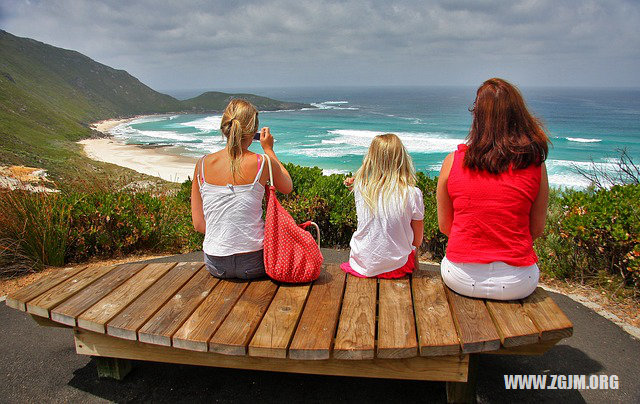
[
  {"x1": 0, "y1": 30, "x2": 309, "y2": 184},
  {"x1": 182, "y1": 91, "x2": 308, "y2": 112}
]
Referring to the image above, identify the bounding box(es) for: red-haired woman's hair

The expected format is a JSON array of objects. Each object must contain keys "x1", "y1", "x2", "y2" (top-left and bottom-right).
[{"x1": 465, "y1": 78, "x2": 550, "y2": 174}]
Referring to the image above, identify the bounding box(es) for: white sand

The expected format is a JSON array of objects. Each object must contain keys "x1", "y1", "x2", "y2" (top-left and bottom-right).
[
  {"x1": 90, "y1": 117, "x2": 137, "y2": 133},
  {"x1": 81, "y1": 117, "x2": 198, "y2": 183}
]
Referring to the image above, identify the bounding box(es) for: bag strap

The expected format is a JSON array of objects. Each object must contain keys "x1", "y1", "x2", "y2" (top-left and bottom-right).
[
  {"x1": 199, "y1": 156, "x2": 206, "y2": 185},
  {"x1": 263, "y1": 154, "x2": 321, "y2": 248},
  {"x1": 300, "y1": 221, "x2": 321, "y2": 247},
  {"x1": 263, "y1": 153, "x2": 274, "y2": 186}
]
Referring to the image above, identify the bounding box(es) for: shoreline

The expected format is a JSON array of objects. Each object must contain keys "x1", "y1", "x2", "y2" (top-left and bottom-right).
[
  {"x1": 82, "y1": 117, "x2": 198, "y2": 183},
  {"x1": 84, "y1": 116, "x2": 599, "y2": 188}
]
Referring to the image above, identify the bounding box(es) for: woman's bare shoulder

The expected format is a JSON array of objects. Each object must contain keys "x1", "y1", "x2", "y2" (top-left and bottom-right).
[{"x1": 439, "y1": 152, "x2": 455, "y2": 177}]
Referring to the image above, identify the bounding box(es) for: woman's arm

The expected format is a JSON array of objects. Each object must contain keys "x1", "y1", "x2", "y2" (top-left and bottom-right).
[
  {"x1": 191, "y1": 161, "x2": 206, "y2": 234},
  {"x1": 436, "y1": 152, "x2": 455, "y2": 236},
  {"x1": 529, "y1": 163, "x2": 549, "y2": 240},
  {"x1": 411, "y1": 219, "x2": 424, "y2": 247},
  {"x1": 260, "y1": 127, "x2": 293, "y2": 194},
  {"x1": 343, "y1": 176, "x2": 355, "y2": 190}
]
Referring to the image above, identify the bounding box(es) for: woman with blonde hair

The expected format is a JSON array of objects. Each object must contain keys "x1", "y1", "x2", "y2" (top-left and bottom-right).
[
  {"x1": 342, "y1": 133, "x2": 424, "y2": 278},
  {"x1": 437, "y1": 78, "x2": 550, "y2": 300},
  {"x1": 191, "y1": 99, "x2": 293, "y2": 279}
]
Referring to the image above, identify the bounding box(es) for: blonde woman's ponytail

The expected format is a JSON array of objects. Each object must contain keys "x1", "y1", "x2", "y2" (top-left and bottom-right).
[
  {"x1": 228, "y1": 118, "x2": 244, "y2": 177},
  {"x1": 220, "y1": 99, "x2": 259, "y2": 180}
]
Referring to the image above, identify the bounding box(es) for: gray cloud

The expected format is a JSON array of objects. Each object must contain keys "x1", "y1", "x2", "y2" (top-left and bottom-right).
[{"x1": 2, "y1": 0, "x2": 639, "y2": 90}]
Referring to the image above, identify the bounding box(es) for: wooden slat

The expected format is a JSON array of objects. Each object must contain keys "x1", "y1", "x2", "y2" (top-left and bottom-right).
[
  {"x1": 248, "y1": 283, "x2": 311, "y2": 358},
  {"x1": 75, "y1": 328, "x2": 469, "y2": 382},
  {"x1": 77, "y1": 263, "x2": 176, "y2": 333},
  {"x1": 106, "y1": 262, "x2": 201, "y2": 340},
  {"x1": 26, "y1": 265, "x2": 115, "y2": 318},
  {"x1": 333, "y1": 275, "x2": 377, "y2": 360},
  {"x1": 208, "y1": 279, "x2": 278, "y2": 355},
  {"x1": 289, "y1": 265, "x2": 347, "y2": 360},
  {"x1": 411, "y1": 270, "x2": 460, "y2": 356},
  {"x1": 138, "y1": 268, "x2": 219, "y2": 346},
  {"x1": 5, "y1": 265, "x2": 88, "y2": 311},
  {"x1": 173, "y1": 280, "x2": 248, "y2": 352},
  {"x1": 521, "y1": 287, "x2": 573, "y2": 341},
  {"x1": 377, "y1": 278, "x2": 418, "y2": 358},
  {"x1": 50, "y1": 263, "x2": 148, "y2": 326},
  {"x1": 486, "y1": 300, "x2": 539, "y2": 347},
  {"x1": 445, "y1": 287, "x2": 501, "y2": 353}
]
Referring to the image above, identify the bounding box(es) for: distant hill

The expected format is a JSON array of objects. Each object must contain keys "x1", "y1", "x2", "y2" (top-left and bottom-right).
[
  {"x1": 0, "y1": 30, "x2": 181, "y2": 122},
  {"x1": 0, "y1": 30, "x2": 310, "y2": 184},
  {"x1": 182, "y1": 91, "x2": 308, "y2": 112}
]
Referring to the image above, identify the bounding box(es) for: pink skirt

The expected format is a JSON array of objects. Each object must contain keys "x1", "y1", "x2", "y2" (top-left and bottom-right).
[{"x1": 340, "y1": 250, "x2": 416, "y2": 279}]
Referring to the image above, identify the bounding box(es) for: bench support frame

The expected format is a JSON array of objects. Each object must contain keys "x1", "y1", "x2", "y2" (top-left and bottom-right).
[
  {"x1": 446, "y1": 354, "x2": 479, "y2": 404},
  {"x1": 96, "y1": 357, "x2": 133, "y2": 380},
  {"x1": 73, "y1": 328, "x2": 469, "y2": 382}
]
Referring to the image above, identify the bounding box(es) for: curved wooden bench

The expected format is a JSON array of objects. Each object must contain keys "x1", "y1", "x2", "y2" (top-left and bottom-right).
[{"x1": 5, "y1": 261, "x2": 573, "y2": 403}]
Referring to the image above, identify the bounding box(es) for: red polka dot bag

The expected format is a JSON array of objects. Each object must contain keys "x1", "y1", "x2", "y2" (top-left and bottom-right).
[{"x1": 263, "y1": 154, "x2": 324, "y2": 283}]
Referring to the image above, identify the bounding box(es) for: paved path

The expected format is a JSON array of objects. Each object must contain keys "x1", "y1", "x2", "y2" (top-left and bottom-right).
[{"x1": 2, "y1": 250, "x2": 639, "y2": 403}]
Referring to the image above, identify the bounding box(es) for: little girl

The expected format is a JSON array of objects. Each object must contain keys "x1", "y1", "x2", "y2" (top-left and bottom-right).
[{"x1": 341, "y1": 133, "x2": 424, "y2": 278}]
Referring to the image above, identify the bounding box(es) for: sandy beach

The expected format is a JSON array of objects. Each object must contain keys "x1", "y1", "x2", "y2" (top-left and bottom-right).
[
  {"x1": 90, "y1": 117, "x2": 138, "y2": 133},
  {"x1": 81, "y1": 117, "x2": 197, "y2": 183}
]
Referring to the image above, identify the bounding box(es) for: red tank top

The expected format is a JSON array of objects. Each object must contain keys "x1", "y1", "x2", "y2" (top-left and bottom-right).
[{"x1": 446, "y1": 144, "x2": 541, "y2": 266}]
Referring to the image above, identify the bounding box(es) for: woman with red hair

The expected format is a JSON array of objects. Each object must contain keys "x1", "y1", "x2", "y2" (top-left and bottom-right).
[{"x1": 437, "y1": 78, "x2": 550, "y2": 300}]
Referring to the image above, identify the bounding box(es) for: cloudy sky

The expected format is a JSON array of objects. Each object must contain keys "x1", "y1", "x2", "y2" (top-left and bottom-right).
[{"x1": 2, "y1": 0, "x2": 639, "y2": 91}]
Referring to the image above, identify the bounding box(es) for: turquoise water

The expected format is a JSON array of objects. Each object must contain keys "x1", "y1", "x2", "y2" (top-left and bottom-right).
[{"x1": 111, "y1": 87, "x2": 640, "y2": 188}]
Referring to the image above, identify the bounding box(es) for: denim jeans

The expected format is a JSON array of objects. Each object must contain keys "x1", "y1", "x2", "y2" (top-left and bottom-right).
[{"x1": 204, "y1": 249, "x2": 266, "y2": 280}]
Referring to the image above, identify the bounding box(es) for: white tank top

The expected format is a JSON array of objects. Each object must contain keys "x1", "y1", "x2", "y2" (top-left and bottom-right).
[{"x1": 199, "y1": 154, "x2": 266, "y2": 257}]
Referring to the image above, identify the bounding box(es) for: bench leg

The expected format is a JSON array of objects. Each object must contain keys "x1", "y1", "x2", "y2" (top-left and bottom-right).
[
  {"x1": 446, "y1": 354, "x2": 479, "y2": 404},
  {"x1": 95, "y1": 356, "x2": 133, "y2": 380}
]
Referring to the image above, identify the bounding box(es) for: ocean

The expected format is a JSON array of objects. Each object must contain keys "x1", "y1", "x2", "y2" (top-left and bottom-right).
[{"x1": 109, "y1": 86, "x2": 640, "y2": 188}]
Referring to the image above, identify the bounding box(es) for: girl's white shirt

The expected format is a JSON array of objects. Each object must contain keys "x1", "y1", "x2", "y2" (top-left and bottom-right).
[{"x1": 348, "y1": 185, "x2": 424, "y2": 277}]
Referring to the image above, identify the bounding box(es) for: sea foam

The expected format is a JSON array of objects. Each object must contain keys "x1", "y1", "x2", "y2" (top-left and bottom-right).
[
  {"x1": 112, "y1": 126, "x2": 201, "y2": 143},
  {"x1": 180, "y1": 115, "x2": 222, "y2": 133},
  {"x1": 322, "y1": 168, "x2": 350, "y2": 176},
  {"x1": 325, "y1": 129, "x2": 462, "y2": 154},
  {"x1": 303, "y1": 101, "x2": 359, "y2": 110},
  {"x1": 565, "y1": 137, "x2": 602, "y2": 143},
  {"x1": 545, "y1": 159, "x2": 620, "y2": 189}
]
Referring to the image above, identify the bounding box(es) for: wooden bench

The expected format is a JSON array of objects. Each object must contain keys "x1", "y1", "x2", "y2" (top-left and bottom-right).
[{"x1": 5, "y1": 261, "x2": 573, "y2": 403}]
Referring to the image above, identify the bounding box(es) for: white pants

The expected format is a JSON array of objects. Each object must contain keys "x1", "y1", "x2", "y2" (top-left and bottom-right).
[{"x1": 440, "y1": 256, "x2": 539, "y2": 300}]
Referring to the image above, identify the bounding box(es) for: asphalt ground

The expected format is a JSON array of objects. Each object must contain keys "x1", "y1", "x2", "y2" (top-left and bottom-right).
[{"x1": 1, "y1": 249, "x2": 639, "y2": 403}]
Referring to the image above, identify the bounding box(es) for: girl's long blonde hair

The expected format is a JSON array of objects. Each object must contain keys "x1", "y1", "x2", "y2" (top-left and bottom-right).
[
  {"x1": 354, "y1": 133, "x2": 417, "y2": 213},
  {"x1": 220, "y1": 99, "x2": 259, "y2": 179}
]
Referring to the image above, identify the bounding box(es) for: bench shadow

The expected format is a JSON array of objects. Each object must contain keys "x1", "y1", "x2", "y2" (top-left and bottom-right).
[
  {"x1": 68, "y1": 358, "x2": 445, "y2": 403},
  {"x1": 477, "y1": 345, "x2": 602, "y2": 403},
  {"x1": 67, "y1": 344, "x2": 599, "y2": 403}
]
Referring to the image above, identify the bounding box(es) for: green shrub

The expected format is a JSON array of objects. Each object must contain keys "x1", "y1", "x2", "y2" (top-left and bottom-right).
[
  {"x1": 65, "y1": 191, "x2": 202, "y2": 262},
  {"x1": 547, "y1": 185, "x2": 639, "y2": 291},
  {"x1": 0, "y1": 187, "x2": 203, "y2": 276},
  {"x1": 416, "y1": 172, "x2": 447, "y2": 259},
  {"x1": 282, "y1": 163, "x2": 356, "y2": 246}
]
